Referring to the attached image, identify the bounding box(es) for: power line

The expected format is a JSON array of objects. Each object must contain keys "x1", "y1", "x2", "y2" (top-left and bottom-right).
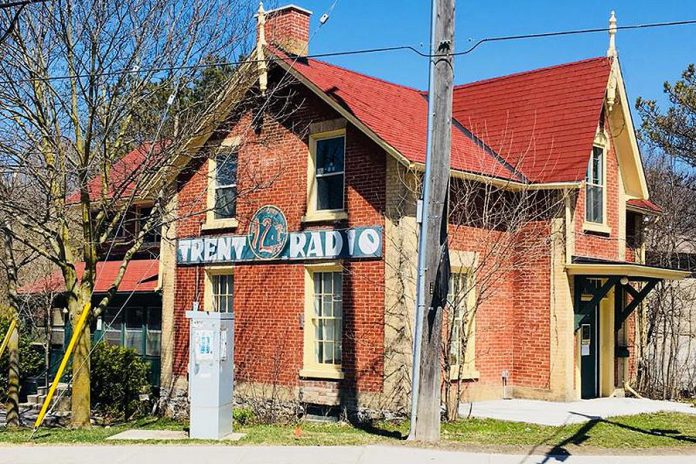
[
  {"x1": 459, "y1": 18, "x2": 696, "y2": 55},
  {"x1": 0, "y1": 17, "x2": 695, "y2": 86}
]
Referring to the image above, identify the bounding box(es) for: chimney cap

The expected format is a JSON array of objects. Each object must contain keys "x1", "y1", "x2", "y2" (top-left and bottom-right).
[{"x1": 265, "y1": 4, "x2": 313, "y2": 16}]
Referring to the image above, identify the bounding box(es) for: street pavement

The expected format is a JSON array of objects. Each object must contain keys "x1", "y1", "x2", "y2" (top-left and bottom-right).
[{"x1": 0, "y1": 445, "x2": 693, "y2": 464}]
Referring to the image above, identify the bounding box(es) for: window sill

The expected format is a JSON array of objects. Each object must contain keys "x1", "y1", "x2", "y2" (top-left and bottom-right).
[
  {"x1": 301, "y1": 210, "x2": 348, "y2": 223},
  {"x1": 583, "y1": 222, "x2": 611, "y2": 235},
  {"x1": 299, "y1": 367, "x2": 345, "y2": 380},
  {"x1": 202, "y1": 218, "x2": 239, "y2": 231},
  {"x1": 449, "y1": 366, "x2": 479, "y2": 381}
]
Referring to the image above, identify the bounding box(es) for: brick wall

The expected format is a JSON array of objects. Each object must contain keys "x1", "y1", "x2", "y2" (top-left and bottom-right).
[
  {"x1": 171, "y1": 84, "x2": 385, "y2": 399},
  {"x1": 447, "y1": 216, "x2": 552, "y2": 394}
]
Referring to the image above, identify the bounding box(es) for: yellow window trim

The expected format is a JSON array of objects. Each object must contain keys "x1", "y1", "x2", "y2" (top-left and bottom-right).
[
  {"x1": 448, "y1": 264, "x2": 477, "y2": 381},
  {"x1": 205, "y1": 138, "x2": 240, "y2": 230},
  {"x1": 583, "y1": 131, "x2": 610, "y2": 231},
  {"x1": 448, "y1": 366, "x2": 480, "y2": 381},
  {"x1": 301, "y1": 210, "x2": 348, "y2": 223},
  {"x1": 204, "y1": 266, "x2": 234, "y2": 312},
  {"x1": 306, "y1": 129, "x2": 347, "y2": 220},
  {"x1": 583, "y1": 222, "x2": 612, "y2": 235},
  {"x1": 302, "y1": 262, "x2": 344, "y2": 379}
]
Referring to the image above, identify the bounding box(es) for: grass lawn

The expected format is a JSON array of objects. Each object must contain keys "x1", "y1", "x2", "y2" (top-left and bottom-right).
[{"x1": 0, "y1": 412, "x2": 695, "y2": 451}]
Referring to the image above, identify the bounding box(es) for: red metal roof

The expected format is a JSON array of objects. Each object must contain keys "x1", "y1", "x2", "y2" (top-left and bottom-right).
[
  {"x1": 19, "y1": 259, "x2": 159, "y2": 294},
  {"x1": 627, "y1": 198, "x2": 662, "y2": 214},
  {"x1": 273, "y1": 49, "x2": 613, "y2": 184}
]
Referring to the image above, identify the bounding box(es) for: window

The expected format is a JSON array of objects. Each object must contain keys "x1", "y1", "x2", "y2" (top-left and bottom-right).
[
  {"x1": 146, "y1": 308, "x2": 162, "y2": 357},
  {"x1": 208, "y1": 272, "x2": 234, "y2": 313},
  {"x1": 301, "y1": 266, "x2": 344, "y2": 378},
  {"x1": 305, "y1": 131, "x2": 347, "y2": 222},
  {"x1": 447, "y1": 270, "x2": 478, "y2": 379},
  {"x1": 125, "y1": 308, "x2": 145, "y2": 355},
  {"x1": 312, "y1": 272, "x2": 343, "y2": 365},
  {"x1": 214, "y1": 151, "x2": 238, "y2": 219},
  {"x1": 315, "y1": 136, "x2": 345, "y2": 211},
  {"x1": 137, "y1": 206, "x2": 161, "y2": 244},
  {"x1": 586, "y1": 146, "x2": 604, "y2": 224},
  {"x1": 103, "y1": 307, "x2": 123, "y2": 346}
]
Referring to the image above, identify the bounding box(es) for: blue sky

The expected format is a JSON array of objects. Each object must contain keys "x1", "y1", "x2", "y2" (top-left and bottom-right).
[{"x1": 280, "y1": 0, "x2": 695, "y2": 120}]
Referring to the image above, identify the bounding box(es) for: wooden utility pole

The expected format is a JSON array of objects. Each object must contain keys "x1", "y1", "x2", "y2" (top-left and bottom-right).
[{"x1": 409, "y1": 0, "x2": 455, "y2": 443}]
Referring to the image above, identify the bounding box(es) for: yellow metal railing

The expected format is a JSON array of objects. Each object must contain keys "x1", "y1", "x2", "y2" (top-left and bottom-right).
[
  {"x1": 0, "y1": 317, "x2": 18, "y2": 358},
  {"x1": 33, "y1": 302, "x2": 91, "y2": 431}
]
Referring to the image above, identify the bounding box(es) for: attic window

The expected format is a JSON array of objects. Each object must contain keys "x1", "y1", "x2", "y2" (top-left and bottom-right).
[{"x1": 586, "y1": 146, "x2": 604, "y2": 224}]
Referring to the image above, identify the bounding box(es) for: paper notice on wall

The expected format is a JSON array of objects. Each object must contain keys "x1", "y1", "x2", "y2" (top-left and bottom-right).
[
  {"x1": 581, "y1": 344, "x2": 590, "y2": 356},
  {"x1": 195, "y1": 330, "x2": 214, "y2": 360},
  {"x1": 220, "y1": 328, "x2": 228, "y2": 361}
]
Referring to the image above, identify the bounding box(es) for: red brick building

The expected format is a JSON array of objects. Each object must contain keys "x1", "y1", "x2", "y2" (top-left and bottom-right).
[{"x1": 156, "y1": 5, "x2": 688, "y2": 417}]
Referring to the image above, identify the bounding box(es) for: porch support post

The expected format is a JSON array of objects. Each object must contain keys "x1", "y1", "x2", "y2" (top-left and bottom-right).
[{"x1": 615, "y1": 278, "x2": 659, "y2": 331}]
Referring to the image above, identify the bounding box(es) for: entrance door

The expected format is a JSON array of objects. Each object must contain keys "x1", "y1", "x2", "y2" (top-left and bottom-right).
[{"x1": 580, "y1": 303, "x2": 599, "y2": 399}]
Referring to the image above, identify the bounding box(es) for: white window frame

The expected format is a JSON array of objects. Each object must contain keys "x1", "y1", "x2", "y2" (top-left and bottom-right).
[
  {"x1": 303, "y1": 129, "x2": 348, "y2": 223},
  {"x1": 204, "y1": 267, "x2": 234, "y2": 313},
  {"x1": 204, "y1": 138, "x2": 240, "y2": 231},
  {"x1": 300, "y1": 262, "x2": 344, "y2": 379}
]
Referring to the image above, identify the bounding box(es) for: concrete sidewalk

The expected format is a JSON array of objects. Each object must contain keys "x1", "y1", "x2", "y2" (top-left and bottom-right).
[
  {"x1": 0, "y1": 445, "x2": 694, "y2": 464},
  {"x1": 460, "y1": 398, "x2": 696, "y2": 426}
]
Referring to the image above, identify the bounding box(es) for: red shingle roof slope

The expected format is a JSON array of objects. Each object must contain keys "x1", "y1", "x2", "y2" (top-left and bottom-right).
[
  {"x1": 274, "y1": 49, "x2": 613, "y2": 184},
  {"x1": 627, "y1": 198, "x2": 662, "y2": 214},
  {"x1": 452, "y1": 57, "x2": 613, "y2": 183},
  {"x1": 67, "y1": 143, "x2": 161, "y2": 203},
  {"x1": 18, "y1": 259, "x2": 159, "y2": 294},
  {"x1": 272, "y1": 49, "x2": 520, "y2": 181}
]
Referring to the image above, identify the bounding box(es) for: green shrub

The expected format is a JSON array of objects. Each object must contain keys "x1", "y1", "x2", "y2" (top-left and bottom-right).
[
  {"x1": 0, "y1": 312, "x2": 46, "y2": 393},
  {"x1": 233, "y1": 406, "x2": 256, "y2": 426},
  {"x1": 90, "y1": 342, "x2": 151, "y2": 421}
]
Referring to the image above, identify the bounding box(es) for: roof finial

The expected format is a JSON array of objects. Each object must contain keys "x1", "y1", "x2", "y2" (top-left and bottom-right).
[
  {"x1": 607, "y1": 10, "x2": 617, "y2": 58},
  {"x1": 257, "y1": 2, "x2": 267, "y2": 47},
  {"x1": 256, "y1": 2, "x2": 267, "y2": 96}
]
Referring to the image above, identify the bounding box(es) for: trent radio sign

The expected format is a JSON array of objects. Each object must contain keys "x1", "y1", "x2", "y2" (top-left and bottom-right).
[{"x1": 177, "y1": 205, "x2": 382, "y2": 265}]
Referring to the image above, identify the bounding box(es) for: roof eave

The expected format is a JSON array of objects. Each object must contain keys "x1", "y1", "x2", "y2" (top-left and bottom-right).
[{"x1": 565, "y1": 262, "x2": 689, "y2": 280}]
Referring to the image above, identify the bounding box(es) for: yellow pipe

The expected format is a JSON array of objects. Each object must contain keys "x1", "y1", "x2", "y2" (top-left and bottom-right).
[
  {"x1": 33, "y1": 302, "x2": 91, "y2": 431},
  {"x1": 0, "y1": 318, "x2": 18, "y2": 358}
]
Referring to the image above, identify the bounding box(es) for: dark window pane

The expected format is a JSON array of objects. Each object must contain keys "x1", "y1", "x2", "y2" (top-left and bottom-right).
[
  {"x1": 592, "y1": 148, "x2": 603, "y2": 185},
  {"x1": 216, "y1": 153, "x2": 237, "y2": 186},
  {"x1": 586, "y1": 185, "x2": 603, "y2": 223},
  {"x1": 147, "y1": 308, "x2": 162, "y2": 331},
  {"x1": 215, "y1": 186, "x2": 237, "y2": 219},
  {"x1": 316, "y1": 137, "x2": 344, "y2": 175},
  {"x1": 317, "y1": 175, "x2": 344, "y2": 210}
]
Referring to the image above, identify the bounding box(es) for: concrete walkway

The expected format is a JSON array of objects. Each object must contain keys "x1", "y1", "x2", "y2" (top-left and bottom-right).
[
  {"x1": 0, "y1": 445, "x2": 694, "y2": 464},
  {"x1": 459, "y1": 398, "x2": 696, "y2": 426}
]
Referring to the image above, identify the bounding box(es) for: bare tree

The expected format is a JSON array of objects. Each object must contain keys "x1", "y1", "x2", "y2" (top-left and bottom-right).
[
  {"x1": 636, "y1": 151, "x2": 696, "y2": 399},
  {"x1": 380, "y1": 149, "x2": 566, "y2": 421},
  {"x1": 0, "y1": 0, "x2": 262, "y2": 427}
]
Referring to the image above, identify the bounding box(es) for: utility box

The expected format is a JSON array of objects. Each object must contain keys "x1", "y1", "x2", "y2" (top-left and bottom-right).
[{"x1": 186, "y1": 310, "x2": 234, "y2": 439}]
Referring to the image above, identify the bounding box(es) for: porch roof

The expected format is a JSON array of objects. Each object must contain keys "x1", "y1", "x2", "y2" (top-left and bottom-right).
[
  {"x1": 18, "y1": 259, "x2": 160, "y2": 294},
  {"x1": 566, "y1": 258, "x2": 690, "y2": 281}
]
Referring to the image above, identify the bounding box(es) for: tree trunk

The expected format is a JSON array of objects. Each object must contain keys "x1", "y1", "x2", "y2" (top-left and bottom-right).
[
  {"x1": 5, "y1": 324, "x2": 20, "y2": 427},
  {"x1": 70, "y1": 299, "x2": 91, "y2": 428}
]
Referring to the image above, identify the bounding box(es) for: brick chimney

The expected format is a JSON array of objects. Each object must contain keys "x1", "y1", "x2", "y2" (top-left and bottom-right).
[{"x1": 259, "y1": 4, "x2": 312, "y2": 57}]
